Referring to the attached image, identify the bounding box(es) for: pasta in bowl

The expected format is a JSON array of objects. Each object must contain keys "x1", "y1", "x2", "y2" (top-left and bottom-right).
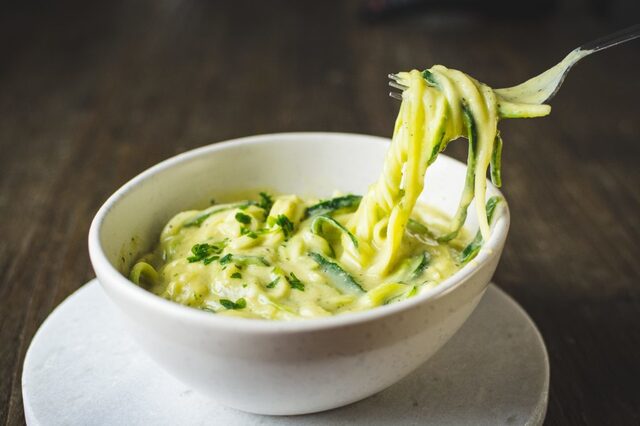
[
  {"x1": 89, "y1": 133, "x2": 509, "y2": 415},
  {"x1": 127, "y1": 65, "x2": 544, "y2": 321},
  {"x1": 130, "y1": 191, "x2": 500, "y2": 319}
]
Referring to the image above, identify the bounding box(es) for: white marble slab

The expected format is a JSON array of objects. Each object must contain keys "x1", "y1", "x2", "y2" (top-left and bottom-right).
[{"x1": 23, "y1": 280, "x2": 548, "y2": 425}]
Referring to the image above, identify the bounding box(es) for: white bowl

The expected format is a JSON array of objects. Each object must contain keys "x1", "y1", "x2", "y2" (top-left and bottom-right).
[{"x1": 88, "y1": 132, "x2": 509, "y2": 415}]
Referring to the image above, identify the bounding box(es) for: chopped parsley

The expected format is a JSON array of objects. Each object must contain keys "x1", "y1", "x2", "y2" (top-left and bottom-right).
[
  {"x1": 230, "y1": 272, "x2": 242, "y2": 279},
  {"x1": 240, "y1": 227, "x2": 258, "y2": 239},
  {"x1": 187, "y1": 242, "x2": 225, "y2": 264},
  {"x1": 287, "y1": 272, "x2": 305, "y2": 291},
  {"x1": 235, "y1": 212, "x2": 252, "y2": 224},
  {"x1": 219, "y1": 298, "x2": 246, "y2": 310},
  {"x1": 276, "y1": 214, "x2": 294, "y2": 239},
  {"x1": 258, "y1": 192, "x2": 274, "y2": 214},
  {"x1": 219, "y1": 253, "x2": 233, "y2": 265},
  {"x1": 265, "y1": 277, "x2": 279, "y2": 289},
  {"x1": 203, "y1": 256, "x2": 219, "y2": 265}
]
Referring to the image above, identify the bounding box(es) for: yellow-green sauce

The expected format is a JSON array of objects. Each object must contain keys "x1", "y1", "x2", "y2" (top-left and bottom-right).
[{"x1": 131, "y1": 65, "x2": 549, "y2": 319}]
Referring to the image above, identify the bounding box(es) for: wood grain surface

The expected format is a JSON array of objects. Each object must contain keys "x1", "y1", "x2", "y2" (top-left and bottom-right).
[{"x1": 1, "y1": 1, "x2": 638, "y2": 424}]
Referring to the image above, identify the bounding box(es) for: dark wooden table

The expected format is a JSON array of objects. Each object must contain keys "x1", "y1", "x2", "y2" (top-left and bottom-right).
[{"x1": 1, "y1": 1, "x2": 638, "y2": 424}]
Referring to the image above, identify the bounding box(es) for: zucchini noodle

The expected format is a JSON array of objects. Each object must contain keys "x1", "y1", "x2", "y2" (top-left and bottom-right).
[{"x1": 349, "y1": 67, "x2": 548, "y2": 274}]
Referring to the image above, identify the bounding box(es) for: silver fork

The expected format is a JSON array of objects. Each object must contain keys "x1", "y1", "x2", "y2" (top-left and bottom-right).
[{"x1": 389, "y1": 24, "x2": 640, "y2": 104}]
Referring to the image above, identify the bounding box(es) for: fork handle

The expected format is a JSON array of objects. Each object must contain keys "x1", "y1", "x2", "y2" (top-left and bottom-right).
[{"x1": 580, "y1": 24, "x2": 640, "y2": 53}]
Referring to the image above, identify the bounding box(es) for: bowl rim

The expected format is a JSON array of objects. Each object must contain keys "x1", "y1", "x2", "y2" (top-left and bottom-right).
[{"x1": 88, "y1": 132, "x2": 510, "y2": 333}]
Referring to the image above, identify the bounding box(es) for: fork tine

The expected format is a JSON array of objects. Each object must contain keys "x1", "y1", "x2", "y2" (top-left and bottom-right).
[
  {"x1": 388, "y1": 81, "x2": 408, "y2": 91},
  {"x1": 389, "y1": 73, "x2": 405, "y2": 100}
]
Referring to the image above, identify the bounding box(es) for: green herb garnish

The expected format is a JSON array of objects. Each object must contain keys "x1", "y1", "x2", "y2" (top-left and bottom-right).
[
  {"x1": 275, "y1": 214, "x2": 294, "y2": 239},
  {"x1": 184, "y1": 201, "x2": 257, "y2": 228},
  {"x1": 258, "y1": 192, "x2": 274, "y2": 214},
  {"x1": 187, "y1": 242, "x2": 226, "y2": 264},
  {"x1": 230, "y1": 272, "x2": 242, "y2": 279},
  {"x1": 203, "y1": 256, "x2": 219, "y2": 265},
  {"x1": 287, "y1": 272, "x2": 305, "y2": 291},
  {"x1": 235, "y1": 212, "x2": 252, "y2": 225},
  {"x1": 219, "y1": 253, "x2": 233, "y2": 265},
  {"x1": 219, "y1": 298, "x2": 246, "y2": 310},
  {"x1": 265, "y1": 277, "x2": 279, "y2": 289},
  {"x1": 240, "y1": 227, "x2": 258, "y2": 239}
]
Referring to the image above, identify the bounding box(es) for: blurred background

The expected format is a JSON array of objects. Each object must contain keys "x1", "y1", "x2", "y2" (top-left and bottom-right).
[{"x1": 1, "y1": 1, "x2": 639, "y2": 425}]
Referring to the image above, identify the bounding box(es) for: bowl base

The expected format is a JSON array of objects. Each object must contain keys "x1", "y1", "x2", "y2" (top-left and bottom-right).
[{"x1": 23, "y1": 279, "x2": 548, "y2": 425}]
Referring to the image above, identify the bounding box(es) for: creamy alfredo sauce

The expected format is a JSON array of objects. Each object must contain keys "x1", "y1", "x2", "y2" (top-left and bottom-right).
[{"x1": 130, "y1": 65, "x2": 549, "y2": 319}]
